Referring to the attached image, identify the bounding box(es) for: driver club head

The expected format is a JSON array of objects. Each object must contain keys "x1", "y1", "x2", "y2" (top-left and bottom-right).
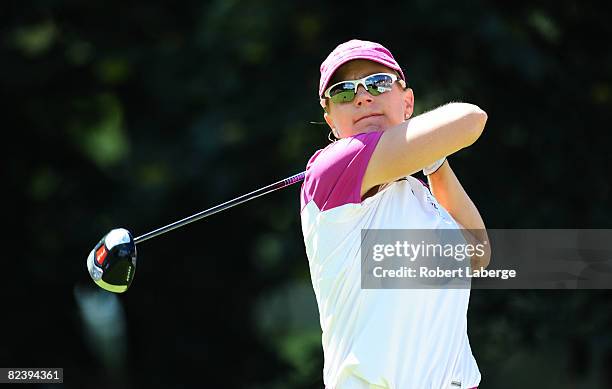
[{"x1": 87, "y1": 228, "x2": 137, "y2": 293}]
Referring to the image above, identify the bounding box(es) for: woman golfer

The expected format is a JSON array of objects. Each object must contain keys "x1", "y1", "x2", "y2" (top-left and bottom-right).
[{"x1": 300, "y1": 39, "x2": 490, "y2": 389}]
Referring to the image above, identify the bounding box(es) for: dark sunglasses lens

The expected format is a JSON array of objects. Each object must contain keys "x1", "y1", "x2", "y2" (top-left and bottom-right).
[
  {"x1": 329, "y1": 82, "x2": 356, "y2": 103},
  {"x1": 365, "y1": 74, "x2": 394, "y2": 96}
]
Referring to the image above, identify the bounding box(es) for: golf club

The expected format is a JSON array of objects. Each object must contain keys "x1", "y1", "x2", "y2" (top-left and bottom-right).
[{"x1": 86, "y1": 171, "x2": 305, "y2": 293}]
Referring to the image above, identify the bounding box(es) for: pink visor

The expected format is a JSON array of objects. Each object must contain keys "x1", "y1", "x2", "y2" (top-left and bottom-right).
[{"x1": 319, "y1": 39, "x2": 406, "y2": 97}]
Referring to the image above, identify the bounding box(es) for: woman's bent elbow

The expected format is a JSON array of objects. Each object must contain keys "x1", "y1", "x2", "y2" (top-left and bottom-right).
[{"x1": 466, "y1": 106, "x2": 487, "y2": 145}]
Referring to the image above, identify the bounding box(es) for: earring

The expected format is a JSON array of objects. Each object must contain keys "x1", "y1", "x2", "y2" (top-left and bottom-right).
[
  {"x1": 328, "y1": 130, "x2": 336, "y2": 142},
  {"x1": 328, "y1": 128, "x2": 340, "y2": 142}
]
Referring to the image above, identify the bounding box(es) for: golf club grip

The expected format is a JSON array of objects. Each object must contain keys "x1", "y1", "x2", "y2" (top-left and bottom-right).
[{"x1": 133, "y1": 171, "x2": 306, "y2": 244}]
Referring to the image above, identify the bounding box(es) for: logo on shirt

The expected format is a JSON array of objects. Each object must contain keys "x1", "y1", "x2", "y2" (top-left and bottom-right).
[
  {"x1": 424, "y1": 191, "x2": 441, "y2": 215},
  {"x1": 416, "y1": 179, "x2": 442, "y2": 214},
  {"x1": 451, "y1": 380, "x2": 462, "y2": 387}
]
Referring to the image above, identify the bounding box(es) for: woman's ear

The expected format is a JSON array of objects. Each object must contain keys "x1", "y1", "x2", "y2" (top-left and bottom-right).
[
  {"x1": 403, "y1": 88, "x2": 415, "y2": 120},
  {"x1": 323, "y1": 111, "x2": 340, "y2": 139},
  {"x1": 323, "y1": 111, "x2": 335, "y2": 131}
]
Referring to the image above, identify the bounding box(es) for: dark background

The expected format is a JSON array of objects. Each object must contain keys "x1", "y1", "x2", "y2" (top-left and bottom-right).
[{"x1": 3, "y1": 1, "x2": 612, "y2": 388}]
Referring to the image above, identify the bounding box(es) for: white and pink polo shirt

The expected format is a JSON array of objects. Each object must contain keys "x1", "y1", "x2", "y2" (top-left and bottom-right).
[{"x1": 300, "y1": 131, "x2": 481, "y2": 389}]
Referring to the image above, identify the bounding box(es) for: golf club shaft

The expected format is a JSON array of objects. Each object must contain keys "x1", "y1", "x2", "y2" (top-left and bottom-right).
[{"x1": 134, "y1": 171, "x2": 305, "y2": 244}]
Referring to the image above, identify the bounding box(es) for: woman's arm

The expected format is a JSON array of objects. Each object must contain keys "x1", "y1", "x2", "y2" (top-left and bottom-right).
[
  {"x1": 362, "y1": 103, "x2": 486, "y2": 198},
  {"x1": 428, "y1": 161, "x2": 491, "y2": 270}
]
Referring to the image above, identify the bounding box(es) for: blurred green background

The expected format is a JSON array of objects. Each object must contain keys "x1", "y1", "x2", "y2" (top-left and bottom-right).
[{"x1": 3, "y1": 1, "x2": 612, "y2": 388}]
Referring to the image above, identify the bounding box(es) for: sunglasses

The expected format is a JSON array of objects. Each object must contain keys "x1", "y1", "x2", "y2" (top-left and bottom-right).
[{"x1": 323, "y1": 72, "x2": 406, "y2": 104}]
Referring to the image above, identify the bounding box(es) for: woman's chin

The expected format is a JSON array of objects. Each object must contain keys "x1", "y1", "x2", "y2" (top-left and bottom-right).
[
  {"x1": 358, "y1": 124, "x2": 387, "y2": 133},
  {"x1": 354, "y1": 117, "x2": 391, "y2": 133}
]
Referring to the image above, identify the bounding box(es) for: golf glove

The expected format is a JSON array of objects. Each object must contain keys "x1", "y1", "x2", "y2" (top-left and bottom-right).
[{"x1": 422, "y1": 157, "x2": 447, "y2": 176}]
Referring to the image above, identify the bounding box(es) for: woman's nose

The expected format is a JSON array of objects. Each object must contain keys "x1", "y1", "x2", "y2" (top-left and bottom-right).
[{"x1": 354, "y1": 85, "x2": 373, "y2": 105}]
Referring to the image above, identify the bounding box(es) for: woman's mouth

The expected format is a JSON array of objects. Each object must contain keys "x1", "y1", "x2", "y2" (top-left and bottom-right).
[{"x1": 355, "y1": 113, "x2": 383, "y2": 123}]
